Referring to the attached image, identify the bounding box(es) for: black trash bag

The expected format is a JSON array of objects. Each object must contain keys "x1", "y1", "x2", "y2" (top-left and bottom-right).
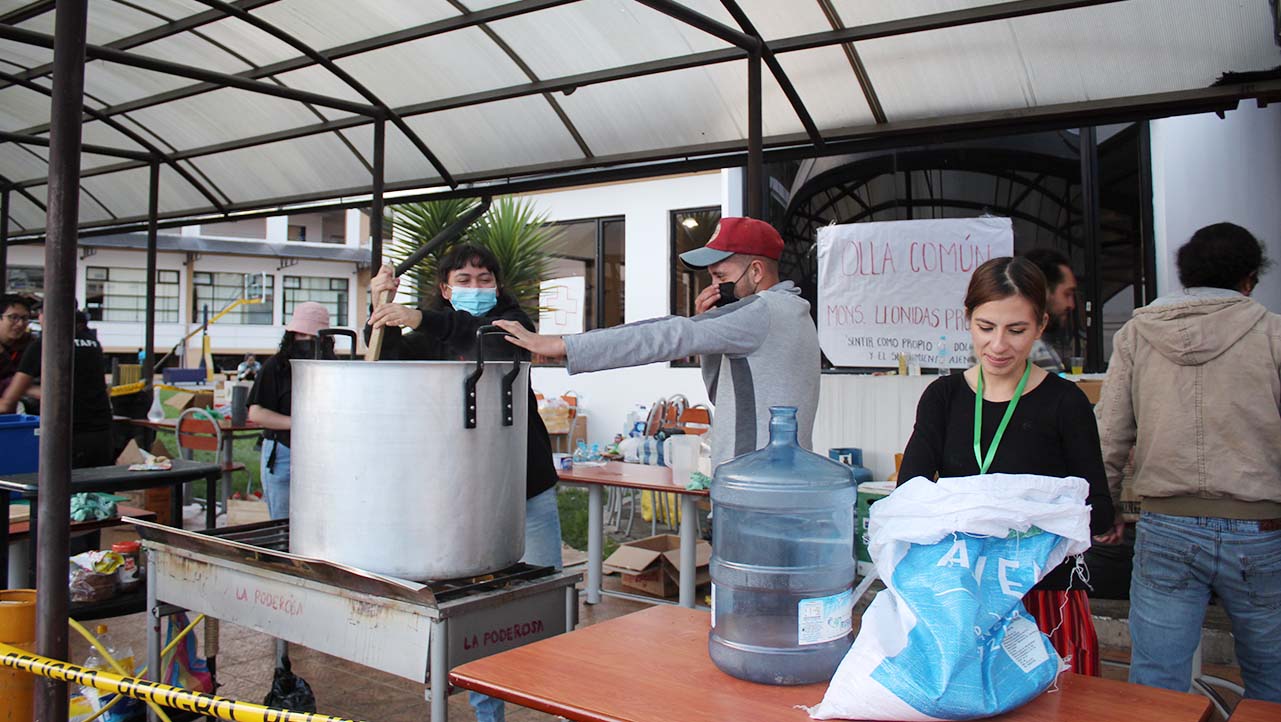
[{"x1": 263, "y1": 657, "x2": 316, "y2": 713}]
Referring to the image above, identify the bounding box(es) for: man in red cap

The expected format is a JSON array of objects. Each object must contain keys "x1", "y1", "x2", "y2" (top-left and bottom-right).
[{"x1": 498, "y1": 217, "x2": 820, "y2": 466}]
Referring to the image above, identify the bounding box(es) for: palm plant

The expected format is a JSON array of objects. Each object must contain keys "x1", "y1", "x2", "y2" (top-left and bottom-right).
[{"x1": 385, "y1": 196, "x2": 559, "y2": 315}]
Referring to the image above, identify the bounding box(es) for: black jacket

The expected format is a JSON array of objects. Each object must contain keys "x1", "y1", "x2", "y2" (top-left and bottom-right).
[{"x1": 367, "y1": 294, "x2": 558, "y2": 499}]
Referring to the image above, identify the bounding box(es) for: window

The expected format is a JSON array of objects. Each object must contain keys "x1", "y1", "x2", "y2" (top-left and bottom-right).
[
  {"x1": 542, "y1": 217, "x2": 625, "y2": 332},
  {"x1": 5, "y1": 265, "x2": 43, "y2": 295},
  {"x1": 193, "y1": 272, "x2": 274, "y2": 325},
  {"x1": 85, "y1": 267, "x2": 180, "y2": 323},
  {"x1": 671, "y1": 207, "x2": 721, "y2": 317},
  {"x1": 287, "y1": 224, "x2": 307, "y2": 242},
  {"x1": 284, "y1": 275, "x2": 348, "y2": 326},
  {"x1": 670, "y1": 207, "x2": 721, "y2": 366}
]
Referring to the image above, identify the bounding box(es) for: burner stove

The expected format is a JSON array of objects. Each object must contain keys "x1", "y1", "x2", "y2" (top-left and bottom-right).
[{"x1": 131, "y1": 518, "x2": 579, "y2": 722}]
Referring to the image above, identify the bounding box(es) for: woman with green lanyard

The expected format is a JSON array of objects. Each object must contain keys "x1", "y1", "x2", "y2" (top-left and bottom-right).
[{"x1": 898, "y1": 255, "x2": 1116, "y2": 676}]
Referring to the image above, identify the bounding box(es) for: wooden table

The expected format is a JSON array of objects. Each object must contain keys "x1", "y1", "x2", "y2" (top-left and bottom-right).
[
  {"x1": 558, "y1": 461, "x2": 708, "y2": 608},
  {"x1": 450, "y1": 606, "x2": 1213, "y2": 722},
  {"x1": 0, "y1": 459, "x2": 221, "y2": 588},
  {"x1": 122, "y1": 415, "x2": 261, "y2": 513},
  {"x1": 1229, "y1": 699, "x2": 1281, "y2": 722}
]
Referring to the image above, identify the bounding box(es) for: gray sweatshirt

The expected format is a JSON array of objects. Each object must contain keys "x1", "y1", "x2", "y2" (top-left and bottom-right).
[{"x1": 563, "y1": 281, "x2": 821, "y2": 467}]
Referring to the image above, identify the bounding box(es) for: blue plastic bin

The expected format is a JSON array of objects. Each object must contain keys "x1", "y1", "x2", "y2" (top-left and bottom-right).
[{"x1": 0, "y1": 414, "x2": 39, "y2": 476}]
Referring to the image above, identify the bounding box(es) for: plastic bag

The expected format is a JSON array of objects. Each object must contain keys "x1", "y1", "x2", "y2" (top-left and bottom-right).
[
  {"x1": 263, "y1": 657, "x2": 316, "y2": 713},
  {"x1": 163, "y1": 613, "x2": 213, "y2": 693},
  {"x1": 807, "y1": 474, "x2": 1091, "y2": 721}
]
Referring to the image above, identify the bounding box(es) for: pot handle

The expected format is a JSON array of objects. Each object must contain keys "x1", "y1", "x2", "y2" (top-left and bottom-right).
[
  {"x1": 317, "y1": 328, "x2": 358, "y2": 360},
  {"x1": 463, "y1": 324, "x2": 521, "y2": 429}
]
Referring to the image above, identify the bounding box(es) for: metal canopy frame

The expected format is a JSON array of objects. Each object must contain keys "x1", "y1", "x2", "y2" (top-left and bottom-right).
[
  {"x1": 1, "y1": 4, "x2": 1278, "y2": 718},
  {"x1": 5, "y1": 0, "x2": 1227, "y2": 236}
]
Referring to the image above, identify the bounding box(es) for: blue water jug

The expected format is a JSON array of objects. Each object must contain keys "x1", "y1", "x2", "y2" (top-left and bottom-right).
[{"x1": 709, "y1": 406, "x2": 857, "y2": 685}]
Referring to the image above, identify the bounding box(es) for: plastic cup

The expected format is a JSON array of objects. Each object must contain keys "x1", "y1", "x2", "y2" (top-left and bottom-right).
[{"x1": 1070, "y1": 356, "x2": 1084, "y2": 375}]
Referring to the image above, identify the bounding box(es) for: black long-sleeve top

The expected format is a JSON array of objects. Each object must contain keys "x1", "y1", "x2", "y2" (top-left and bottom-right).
[
  {"x1": 899, "y1": 372, "x2": 1115, "y2": 590},
  {"x1": 366, "y1": 294, "x2": 558, "y2": 500}
]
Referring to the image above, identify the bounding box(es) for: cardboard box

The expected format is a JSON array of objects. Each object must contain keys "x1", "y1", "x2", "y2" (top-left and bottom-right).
[
  {"x1": 227, "y1": 498, "x2": 271, "y2": 526},
  {"x1": 159, "y1": 389, "x2": 215, "y2": 418},
  {"x1": 1075, "y1": 379, "x2": 1103, "y2": 405},
  {"x1": 603, "y1": 533, "x2": 711, "y2": 598},
  {"x1": 114, "y1": 439, "x2": 177, "y2": 526}
]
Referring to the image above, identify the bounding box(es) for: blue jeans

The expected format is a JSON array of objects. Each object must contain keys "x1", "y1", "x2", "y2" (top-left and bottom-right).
[
  {"x1": 470, "y1": 487, "x2": 563, "y2": 722},
  {"x1": 260, "y1": 439, "x2": 291, "y2": 520},
  {"x1": 1128, "y1": 512, "x2": 1281, "y2": 701}
]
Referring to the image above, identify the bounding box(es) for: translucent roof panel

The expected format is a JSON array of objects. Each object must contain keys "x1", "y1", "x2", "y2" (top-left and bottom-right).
[
  {"x1": 121, "y1": 87, "x2": 339, "y2": 151},
  {"x1": 0, "y1": 85, "x2": 51, "y2": 131},
  {"x1": 0, "y1": 37, "x2": 52, "y2": 69},
  {"x1": 488, "y1": 0, "x2": 732, "y2": 79},
  {"x1": 248, "y1": 0, "x2": 460, "y2": 52},
  {"x1": 79, "y1": 164, "x2": 220, "y2": 221},
  {"x1": 344, "y1": 95, "x2": 585, "y2": 182},
  {"x1": 81, "y1": 61, "x2": 202, "y2": 109},
  {"x1": 2, "y1": 0, "x2": 1277, "y2": 236},
  {"x1": 774, "y1": 47, "x2": 875, "y2": 131},
  {"x1": 5, "y1": 190, "x2": 46, "y2": 231},
  {"x1": 851, "y1": 0, "x2": 1281, "y2": 122},
  {"x1": 17, "y1": 1, "x2": 170, "y2": 47},
  {"x1": 555, "y1": 61, "x2": 803, "y2": 157},
  {"x1": 0, "y1": 143, "x2": 47, "y2": 181},
  {"x1": 19, "y1": 184, "x2": 118, "y2": 225},
  {"x1": 186, "y1": 133, "x2": 374, "y2": 206},
  {"x1": 331, "y1": 27, "x2": 531, "y2": 108}
]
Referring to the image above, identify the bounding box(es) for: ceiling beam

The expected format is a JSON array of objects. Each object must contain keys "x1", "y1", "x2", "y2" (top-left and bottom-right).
[
  {"x1": 0, "y1": 23, "x2": 378, "y2": 116},
  {"x1": 0, "y1": 130, "x2": 152, "y2": 161}
]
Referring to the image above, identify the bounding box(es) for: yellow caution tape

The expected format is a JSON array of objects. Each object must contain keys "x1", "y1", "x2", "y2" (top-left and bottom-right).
[{"x1": 0, "y1": 642, "x2": 362, "y2": 722}]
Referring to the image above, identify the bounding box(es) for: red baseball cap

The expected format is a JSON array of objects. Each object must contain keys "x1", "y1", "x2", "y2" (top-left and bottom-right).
[{"x1": 679, "y1": 217, "x2": 784, "y2": 269}]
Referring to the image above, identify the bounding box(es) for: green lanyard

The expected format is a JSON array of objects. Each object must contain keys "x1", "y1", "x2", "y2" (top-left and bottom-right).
[{"x1": 973, "y1": 361, "x2": 1032, "y2": 474}]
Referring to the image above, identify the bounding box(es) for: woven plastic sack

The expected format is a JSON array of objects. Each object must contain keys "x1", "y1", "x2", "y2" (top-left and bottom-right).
[
  {"x1": 808, "y1": 474, "x2": 1091, "y2": 721},
  {"x1": 163, "y1": 613, "x2": 213, "y2": 693}
]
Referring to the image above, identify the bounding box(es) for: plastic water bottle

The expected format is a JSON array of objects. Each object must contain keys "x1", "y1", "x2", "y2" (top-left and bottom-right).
[
  {"x1": 709, "y1": 406, "x2": 857, "y2": 685},
  {"x1": 81, "y1": 624, "x2": 141, "y2": 721}
]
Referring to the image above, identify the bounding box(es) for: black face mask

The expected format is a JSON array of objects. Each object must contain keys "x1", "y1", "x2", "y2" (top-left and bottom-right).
[
  {"x1": 289, "y1": 339, "x2": 316, "y2": 359},
  {"x1": 713, "y1": 264, "x2": 755, "y2": 308}
]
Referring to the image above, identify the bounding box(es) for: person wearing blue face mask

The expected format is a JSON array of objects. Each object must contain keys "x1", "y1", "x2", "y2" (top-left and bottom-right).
[{"x1": 366, "y1": 243, "x2": 560, "y2": 722}]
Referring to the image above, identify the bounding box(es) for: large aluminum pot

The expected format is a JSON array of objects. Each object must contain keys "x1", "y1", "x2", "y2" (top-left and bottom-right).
[{"x1": 289, "y1": 330, "x2": 528, "y2": 581}]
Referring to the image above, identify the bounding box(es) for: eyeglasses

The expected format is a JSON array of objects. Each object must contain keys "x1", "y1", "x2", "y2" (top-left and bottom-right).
[{"x1": 1, "y1": 314, "x2": 32, "y2": 324}]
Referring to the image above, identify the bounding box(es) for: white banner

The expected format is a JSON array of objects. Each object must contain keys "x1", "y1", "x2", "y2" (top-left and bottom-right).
[{"x1": 817, "y1": 217, "x2": 1014, "y2": 368}]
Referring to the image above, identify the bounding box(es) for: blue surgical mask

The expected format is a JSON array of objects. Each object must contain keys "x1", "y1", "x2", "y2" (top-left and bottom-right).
[{"x1": 450, "y1": 287, "x2": 499, "y2": 316}]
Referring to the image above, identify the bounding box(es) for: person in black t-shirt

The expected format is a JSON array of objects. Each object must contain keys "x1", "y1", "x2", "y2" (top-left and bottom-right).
[
  {"x1": 0, "y1": 294, "x2": 35, "y2": 399},
  {"x1": 0, "y1": 303, "x2": 113, "y2": 468},
  {"x1": 247, "y1": 301, "x2": 332, "y2": 520},
  {"x1": 898, "y1": 256, "x2": 1116, "y2": 677}
]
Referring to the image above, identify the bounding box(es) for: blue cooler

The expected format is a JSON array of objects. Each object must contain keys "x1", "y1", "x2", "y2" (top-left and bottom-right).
[{"x1": 0, "y1": 414, "x2": 40, "y2": 483}]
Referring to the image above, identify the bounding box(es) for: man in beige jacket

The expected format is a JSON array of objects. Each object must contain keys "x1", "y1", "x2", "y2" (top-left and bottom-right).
[{"x1": 1095, "y1": 222, "x2": 1281, "y2": 702}]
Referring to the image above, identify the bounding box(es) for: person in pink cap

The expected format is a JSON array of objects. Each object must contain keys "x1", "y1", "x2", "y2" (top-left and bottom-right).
[
  {"x1": 247, "y1": 301, "x2": 332, "y2": 519},
  {"x1": 497, "y1": 217, "x2": 821, "y2": 467}
]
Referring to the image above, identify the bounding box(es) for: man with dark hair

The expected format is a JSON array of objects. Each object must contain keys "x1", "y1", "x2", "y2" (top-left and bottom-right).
[
  {"x1": 0, "y1": 301, "x2": 114, "y2": 467},
  {"x1": 1096, "y1": 222, "x2": 1281, "y2": 702},
  {"x1": 1021, "y1": 248, "x2": 1077, "y2": 373},
  {"x1": 0, "y1": 294, "x2": 36, "y2": 397}
]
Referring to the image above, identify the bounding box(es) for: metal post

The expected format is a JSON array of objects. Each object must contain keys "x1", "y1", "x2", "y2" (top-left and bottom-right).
[
  {"x1": 1, "y1": 189, "x2": 9, "y2": 291},
  {"x1": 586, "y1": 484, "x2": 602, "y2": 604},
  {"x1": 37, "y1": 1, "x2": 88, "y2": 720},
  {"x1": 145, "y1": 554, "x2": 162, "y2": 722},
  {"x1": 678, "y1": 495, "x2": 698, "y2": 608},
  {"x1": 429, "y1": 618, "x2": 449, "y2": 722},
  {"x1": 370, "y1": 117, "x2": 386, "y2": 271},
  {"x1": 143, "y1": 162, "x2": 159, "y2": 388},
  {"x1": 1079, "y1": 126, "x2": 1103, "y2": 371},
  {"x1": 1138, "y1": 121, "x2": 1158, "y2": 306},
  {"x1": 746, "y1": 47, "x2": 763, "y2": 219}
]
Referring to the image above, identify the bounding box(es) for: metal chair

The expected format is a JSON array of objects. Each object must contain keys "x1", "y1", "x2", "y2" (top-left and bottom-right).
[{"x1": 174, "y1": 407, "x2": 249, "y2": 517}]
